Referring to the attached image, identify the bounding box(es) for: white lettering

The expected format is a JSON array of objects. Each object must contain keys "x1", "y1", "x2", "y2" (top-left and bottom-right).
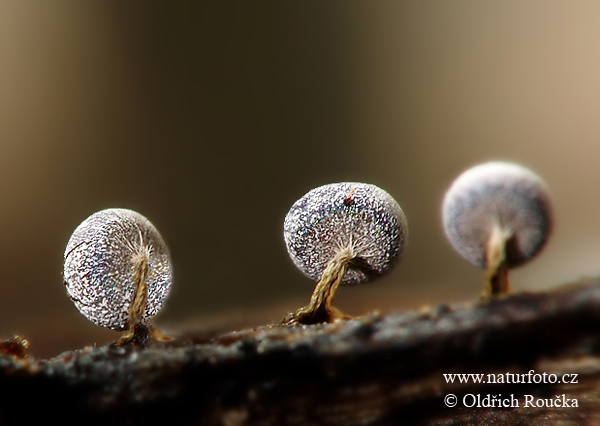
[
  {"x1": 523, "y1": 394, "x2": 577, "y2": 408},
  {"x1": 463, "y1": 394, "x2": 477, "y2": 408}
]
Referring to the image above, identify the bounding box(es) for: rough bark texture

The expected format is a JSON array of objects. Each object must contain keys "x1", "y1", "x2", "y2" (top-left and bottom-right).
[{"x1": 2, "y1": 278, "x2": 600, "y2": 425}]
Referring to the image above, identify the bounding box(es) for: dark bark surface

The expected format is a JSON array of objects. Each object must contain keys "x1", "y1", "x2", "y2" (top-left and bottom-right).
[{"x1": 2, "y1": 279, "x2": 600, "y2": 425}]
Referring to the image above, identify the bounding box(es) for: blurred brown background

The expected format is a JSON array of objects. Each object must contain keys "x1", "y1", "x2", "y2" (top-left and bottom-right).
[{"x1": 1, "y1": 2, "x2": 599, "y2": 357}]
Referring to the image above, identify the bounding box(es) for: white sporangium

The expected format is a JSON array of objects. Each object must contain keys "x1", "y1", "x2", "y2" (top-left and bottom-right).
[
  {"x1": 282, "y1": 182, "x2": 408, "y2": 324},
  {"x1": 63, "y1": 208, "x2": 172, "y2": 343}
]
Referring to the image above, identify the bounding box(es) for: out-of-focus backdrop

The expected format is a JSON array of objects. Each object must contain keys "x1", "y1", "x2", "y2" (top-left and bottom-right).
[{"x1": 1, "y1": 2, "x2": 599, "y2": 357}]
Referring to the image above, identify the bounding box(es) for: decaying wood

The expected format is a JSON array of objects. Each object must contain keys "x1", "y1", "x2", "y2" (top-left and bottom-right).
[{"x1": 2, "y1": 278, "x2": 600, "y2": 425}]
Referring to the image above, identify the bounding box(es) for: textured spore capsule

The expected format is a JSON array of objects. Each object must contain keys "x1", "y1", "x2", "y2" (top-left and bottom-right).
[
  {"x1": 63, "y1": 208, "x2": 172, "y2": 332},
  {"x1": 283, "y1": 182, "x2": 408, "y2": 324},
  {"x1": 442, "y1": 161, "x2": 553, "y2": 295}
]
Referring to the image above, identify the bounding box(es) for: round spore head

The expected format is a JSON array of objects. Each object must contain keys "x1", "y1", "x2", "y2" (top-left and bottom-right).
[
  {"x1": 63, "y1": 208, "x2": 172, "y2": 330},
  {"x1": 284, "y1": 182, "x2": 408, "y2": 285},
  {"x1": 442, "y1": 162, "x2": 553, "y2": 269}
]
